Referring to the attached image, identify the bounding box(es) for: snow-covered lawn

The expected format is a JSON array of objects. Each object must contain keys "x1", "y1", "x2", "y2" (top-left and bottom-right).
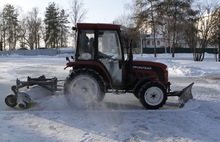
[{"x1": 0, "y1": 53, "x2": 220, "y2": 142}]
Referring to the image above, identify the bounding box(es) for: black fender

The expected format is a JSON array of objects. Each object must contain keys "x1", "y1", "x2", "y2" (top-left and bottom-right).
[
  {"x1": 65, "y1": 60, "x2": 113, "y2": 87},
  {"x1": 133, "y1": 76, "x2": 158, "y2": 98}
]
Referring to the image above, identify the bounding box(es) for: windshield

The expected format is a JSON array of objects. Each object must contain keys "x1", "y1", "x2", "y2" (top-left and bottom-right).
[{"x1": 98, "y1": 30, "x2": 122, "y2": 60}]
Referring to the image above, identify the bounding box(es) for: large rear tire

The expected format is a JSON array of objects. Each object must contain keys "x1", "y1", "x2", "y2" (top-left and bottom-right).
[
  {"x1": 139, "y1": 82, "x2": 167, "y2": 109},
  {"x1": 64, "y1": 69, "x2": 105, "y2": 104}
]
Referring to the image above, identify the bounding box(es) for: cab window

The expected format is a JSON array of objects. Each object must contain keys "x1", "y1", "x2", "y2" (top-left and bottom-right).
[
  {"x1": 77, "y1": 30, "x2": 95, "y2": 60},
  {"x1": 98, "y1": 30, "x2": 122, "y2": 60}
]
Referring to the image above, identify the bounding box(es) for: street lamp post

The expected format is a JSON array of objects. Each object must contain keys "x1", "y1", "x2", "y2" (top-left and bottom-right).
[{"x1": 140, "y1": 33, "x2": 143, "y2": 56}]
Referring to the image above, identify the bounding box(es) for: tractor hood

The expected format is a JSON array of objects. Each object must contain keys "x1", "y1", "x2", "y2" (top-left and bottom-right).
[
  {"x1": 132, "y1": 60, "x2": 168, "y2": 83},
  {"x1": 132, "y1": 60, "x2": 167, "y2": 71}
]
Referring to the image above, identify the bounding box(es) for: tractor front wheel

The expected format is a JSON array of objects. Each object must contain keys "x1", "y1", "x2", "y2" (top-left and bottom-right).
[{"x1": 139, "y1": 82, "x2": 167, "y2": 109}]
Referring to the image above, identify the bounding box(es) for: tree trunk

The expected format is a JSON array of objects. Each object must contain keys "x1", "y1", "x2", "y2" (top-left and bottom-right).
[
  {"x1": 151, "y1": 1, "x2": 157, "y2": 58},
  {"x1": 218, "y1": 31, "x2": 220, "y2": 62},
  {"x1": 172, "y1": 23, "x2": 176, "y2": 58},
  {"x1": 219, "y1": 12, "x2": 220, "y2": 62}
]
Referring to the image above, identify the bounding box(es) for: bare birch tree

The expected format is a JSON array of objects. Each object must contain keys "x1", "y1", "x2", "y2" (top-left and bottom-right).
[
  {"x1": 18, "y1": 7, "x2": 42, "y2": 49},
  {"x1": 69, "y1": 0, "x2": 87, "y2": 47}
]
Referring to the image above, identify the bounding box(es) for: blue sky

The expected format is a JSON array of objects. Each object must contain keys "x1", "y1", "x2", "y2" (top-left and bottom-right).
[{"x1": 0, "y1": 0, "x2": 131, "y2": 23}]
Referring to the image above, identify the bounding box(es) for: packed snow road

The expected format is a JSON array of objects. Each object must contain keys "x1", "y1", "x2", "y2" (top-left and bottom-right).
[{"x1": 0, "y1": 54, "x2": 220, "y2": 142}]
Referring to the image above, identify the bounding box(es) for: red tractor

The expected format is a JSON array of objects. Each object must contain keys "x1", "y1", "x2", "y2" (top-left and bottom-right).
[
  {"x1": 4, "y1": 23, "x2": 193, "y2": 109},
  {"x1": 64, "y1": 23, "x2": 194, "y2": 109}
]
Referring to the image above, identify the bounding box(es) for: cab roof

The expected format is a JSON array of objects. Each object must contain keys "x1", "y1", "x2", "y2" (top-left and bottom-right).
[{"x1": 76, "y1": 23, "x2": 121, "y2": 30}]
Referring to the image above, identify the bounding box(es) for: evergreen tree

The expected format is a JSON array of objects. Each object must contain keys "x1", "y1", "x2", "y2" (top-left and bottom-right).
[
  {"x1": 2, "y1": 4, "x2": 19, "y2": 50},
  {"x1": 58, "y1": 9, "x2": 69, "y2": 47},
  {"x1": 44, "y1": 2, "x2": 69, "y2": 48},
  {"x1": 44, "y1": 2, "x2": 60, "y2": 48}
]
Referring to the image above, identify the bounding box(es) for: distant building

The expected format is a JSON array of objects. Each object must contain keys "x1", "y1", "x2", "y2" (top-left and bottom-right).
[{"x1": 141, "y1": 34, "x2": 164, "y2": 48}]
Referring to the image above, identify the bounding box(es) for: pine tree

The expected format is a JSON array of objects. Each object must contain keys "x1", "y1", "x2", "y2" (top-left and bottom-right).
[
  {"x1": 58, "y1": 9, "x2": 69, "y2": 47},
  {"x1": 44, "y1": 2, "x2": 60, "y2": 48},
  {"x1": 44, "y1": 2, "x2": 69, "y2": 48},
  {"x1": 2, "y1": 4, "x2": 19, "y2": 50}
]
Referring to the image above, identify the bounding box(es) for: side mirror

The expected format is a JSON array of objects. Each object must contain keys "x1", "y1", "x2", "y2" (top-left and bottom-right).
[
  {"x1": 72, "y1": 27, "x2": 77, "y2": 31},
  {"x1": 66, "y1": 57, "x2": 70, "y2": 62}
]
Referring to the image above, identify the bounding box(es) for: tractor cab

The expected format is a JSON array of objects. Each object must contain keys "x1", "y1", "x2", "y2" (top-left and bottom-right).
[
  {"x1": 75, "y1": 25, "x2": 123, "y2": 61},
  {"x1": 72, "y1": 23, "x2": 126, "y2": 88}
]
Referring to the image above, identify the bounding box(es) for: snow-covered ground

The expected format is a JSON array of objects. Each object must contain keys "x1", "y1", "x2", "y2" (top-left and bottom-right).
[{"x1": 0, "y1": 53, "x2": 220, "y2": 142}]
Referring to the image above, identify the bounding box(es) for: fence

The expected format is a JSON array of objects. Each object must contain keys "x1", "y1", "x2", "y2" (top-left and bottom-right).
[
  {"x1": 143, "y1": 47, "x2": 218, "y2": 54},
  {"x1": 0, "y1": 48, "x2": 75, "y2": 56}
]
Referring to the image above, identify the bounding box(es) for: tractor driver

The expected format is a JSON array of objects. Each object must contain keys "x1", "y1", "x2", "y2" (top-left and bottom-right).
[{"x1": 78, "y1": 31, "x2": 94, "y2": 60}]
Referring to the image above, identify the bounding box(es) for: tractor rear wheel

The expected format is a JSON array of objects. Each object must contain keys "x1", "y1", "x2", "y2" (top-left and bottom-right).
[
  {"x1": 139, "y1": 82, "x2": 167, "y2": 109},
  {"x1": 64, "y1": 69, "x2": 105, "y2": 105}
]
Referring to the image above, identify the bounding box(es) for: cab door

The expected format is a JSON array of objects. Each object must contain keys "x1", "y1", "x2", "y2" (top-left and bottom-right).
[{"x1": 97, "y1": 30, "x2": 123, "y2": 88}]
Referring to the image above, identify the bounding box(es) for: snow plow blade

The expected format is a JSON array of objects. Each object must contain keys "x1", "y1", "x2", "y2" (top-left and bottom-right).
[{"x1": 168, "y1": 83, "x2": 194, "y2": 108}]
